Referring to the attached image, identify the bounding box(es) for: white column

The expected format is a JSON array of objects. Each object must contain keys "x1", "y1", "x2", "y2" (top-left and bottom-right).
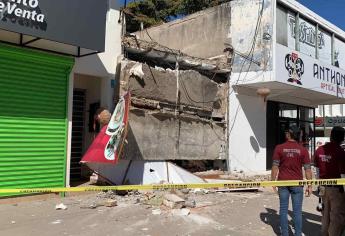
[
  {"x1": 229, "y1": 86, "x2": 267, "y2": 172},
  {"x1": 65, "y1": 69, "x2": 75, "y2": 187}
]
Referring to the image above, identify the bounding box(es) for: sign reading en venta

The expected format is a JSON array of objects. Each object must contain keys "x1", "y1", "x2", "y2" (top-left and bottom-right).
[
  {"x1": 0, "y1": 0, "x2": 45, "y2": 23},
  {"x1": 0, "y1": 0, "x2": 107, "y2": 52}
]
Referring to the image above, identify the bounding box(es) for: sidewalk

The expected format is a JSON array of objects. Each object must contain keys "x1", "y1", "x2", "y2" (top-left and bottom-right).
[{"x1": 0, "y1": 188, "x2": 321, "y2": 236}]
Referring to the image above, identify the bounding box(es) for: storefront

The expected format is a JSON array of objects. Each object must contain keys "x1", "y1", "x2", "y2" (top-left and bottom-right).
[
  {"x1": 0, "y1": 0, "x2": 107, "y2": 195},
  {"x1": 266, "y1": 102, "x2": 315, "y2": 169},
  {"x1": 229, "y1": 0, "x2": 345, "y2": 172}
]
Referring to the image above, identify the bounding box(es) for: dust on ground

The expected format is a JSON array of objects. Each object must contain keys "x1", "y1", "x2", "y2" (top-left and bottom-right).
[{"x1": 0, "y1": 187, "x2": 321, "y2": 236}]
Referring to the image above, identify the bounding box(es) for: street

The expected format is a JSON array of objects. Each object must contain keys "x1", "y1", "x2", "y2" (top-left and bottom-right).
[{"x1": 0, "y1": 189, "x2": 321, "y2": 236}]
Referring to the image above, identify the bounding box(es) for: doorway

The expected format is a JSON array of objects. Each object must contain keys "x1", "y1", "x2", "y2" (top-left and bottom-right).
[
  {"x1": 266, "y1": 101, "x2": 315, "y2": 170},
  {"x1": 70, "y1": 89, "x2": 86, "y2": 180}
]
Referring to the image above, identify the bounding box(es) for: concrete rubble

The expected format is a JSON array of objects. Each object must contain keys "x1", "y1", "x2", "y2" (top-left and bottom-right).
[
  {"x1": 55, "y1": 203, "x2": 67, "y2": 210},
  {"x1": 163, "y1": 194, "x2": 186, "y2": 209}
]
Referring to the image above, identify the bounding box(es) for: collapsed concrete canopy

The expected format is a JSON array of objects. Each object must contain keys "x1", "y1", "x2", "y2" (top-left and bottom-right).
[
  {"x1": 122, "y1": 36, "x2": 232, "y2": 74},
  {"x1": 118, "y1": 60, "x2": 228, "y2": 161},
  {"x1": 86, "y1": 161, "x2": 206, "y2": 185}
]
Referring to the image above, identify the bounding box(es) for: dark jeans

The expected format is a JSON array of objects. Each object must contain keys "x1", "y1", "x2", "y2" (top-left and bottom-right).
[{"x1": 278, "y1": 186, "x2": 304, "y2": 236}]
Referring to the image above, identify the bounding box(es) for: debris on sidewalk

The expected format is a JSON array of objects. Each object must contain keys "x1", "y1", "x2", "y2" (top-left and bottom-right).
[
  {"x1": 171, "y1": 208, "x2": 190, "y2": 216},
  {"x1": 184, "y1": 199, "x2": 196, "y2": 208},
  {"x1": 191, "y1": 188, "x2": 210, "y2": 194},
  {"x1": 80, "y1": 202, "x2": 100, "y2": 209},
  {"x1": 151, "y1": 209, "x2": 162, "y2": 215},
  {"x1": 51, "y1": 220, "x2": 62, "y2": 225},
  {"x1": 55, "y1": 203, "x2": 68, "y2": 210},
  {"x1": 142, "y1": 193, "x2": 164, "y2": 207},
  {"x1": 163, "y1": 194, "x2": 185, "y2": 209},
  {"x1": 102, "y1": 199, "x2": 117, "y2": 207}
]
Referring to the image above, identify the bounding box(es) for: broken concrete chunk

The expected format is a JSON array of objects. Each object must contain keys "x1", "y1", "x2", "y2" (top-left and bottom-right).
[
  {"x1": 102, "y1": 199, "x2": 117, "y2": 207},
  {"x1": 163, "y1": 194, "x2": 185, "y2": 209},
  {"x1": 151, "y1": 209, "x2": 162, "y2": 215},
  {"x1": 55, "y1": 203, "x2": 67, "y2": 210},
  {"x1": 181, "y1": 189, "x2": 190, "y2": 194},
  {"x1": 184, "y1": 200, "x2": 196, "y2": 208},
  {"x1": 164, "y1": 194, "x2": 185, "y2": 203},
  {"x1": 129, "y1": 63, "x2": 145, "y2": 78},
  {"x1": 142, "y1": 194, "x2": 164, "y2": 207},
  {"x1": 171, "y1": 208, "x2": 190, "y2": 216},
  {"x1": 192, "y1": 188, "x2": 208, "y2": 194},
  {"x1": 80, "y1": 202, "x2": 100, "y2": 209}
]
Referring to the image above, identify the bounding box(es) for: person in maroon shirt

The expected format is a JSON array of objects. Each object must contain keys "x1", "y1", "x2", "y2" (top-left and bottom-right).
[
  {"x1": 271, "y1": 125, "x2": 312, "y2": 236},
  {"x1": 313, "y1": 126, "x2": 345, "y2": 236}
]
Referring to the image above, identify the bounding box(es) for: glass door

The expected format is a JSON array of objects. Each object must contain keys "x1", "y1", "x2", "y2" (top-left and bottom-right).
[{"x1": 266, "y1": 101, "x2": 315, "y2": 170}]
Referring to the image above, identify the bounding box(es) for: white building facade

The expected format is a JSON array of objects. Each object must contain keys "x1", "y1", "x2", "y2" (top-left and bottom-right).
[{"x1": 229, "y1": 0, "x2": 345, "y2": 172}]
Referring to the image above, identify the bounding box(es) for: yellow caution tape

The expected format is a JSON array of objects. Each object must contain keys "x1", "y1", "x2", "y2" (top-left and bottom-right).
[{"x1": 0, "y1": 179, "x2": 344, "y2": 194}]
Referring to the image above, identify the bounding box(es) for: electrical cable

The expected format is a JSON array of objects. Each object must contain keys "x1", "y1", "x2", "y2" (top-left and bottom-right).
[
  {"x1": 229, "y1": 0, "x2": 265, "y2": 96},
  {"x1": 228, "y1": 0, "x2": 265, "y2": 138}
]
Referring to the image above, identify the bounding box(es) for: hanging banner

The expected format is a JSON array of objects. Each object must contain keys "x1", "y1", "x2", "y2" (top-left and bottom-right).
[{"x1": 81, "y1": 92, "x2": 131, "y2": 164}]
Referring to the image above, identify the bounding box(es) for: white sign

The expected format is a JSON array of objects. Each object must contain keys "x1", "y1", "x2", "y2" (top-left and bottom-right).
[
  {"x1": 0, "y1": 0, "x2": 45, "y2": 23},
  {"x1": 276, "y1": 43, "x2": 345, "y2": 97}
]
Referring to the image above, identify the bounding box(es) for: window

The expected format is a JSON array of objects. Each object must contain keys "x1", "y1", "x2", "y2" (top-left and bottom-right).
[
  {"x1": 318, "y1": 29, "x2": 332, "y2": 64},
  {"x1": 279, "y1": 103, "x2": 298, "y2": 118},
  {"x1": 277, "y1": 4, "x2": 345, "y2": 69},
  {"x1": 334, "y1": 37, "x2": 345, "y2": 69},
  {"x1": 276, "y1": 6, "x2": 288, "y2": 47},
  {"x1": 287, "y1": 11, "x2": 296, "y2": 50},
  {"x1": 299, "y1": 17, "x2": 316, "y2": 58},
  {"x1": 300, "y1": 107, "x2": 314, "y2": 122}
]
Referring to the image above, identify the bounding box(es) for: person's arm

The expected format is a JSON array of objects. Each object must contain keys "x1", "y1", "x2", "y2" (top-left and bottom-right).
[
  {"x1": 303, "y1": 148, "x2": 312, "y2": 196},
  {"x1": 271, "y1": 166, "x2": 279, "y2": 181},
  {"x1": 313, "y1": 148, "x2": 320, "y2": 179},
  {"x1": 271, "y1": 146, "x2": 280, "y2": 192}
]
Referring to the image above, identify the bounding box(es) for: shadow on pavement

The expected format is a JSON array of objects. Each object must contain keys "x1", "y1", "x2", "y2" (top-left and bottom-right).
[{"x1": 260, "y1": 208, "x2": 321, "y2": 236}]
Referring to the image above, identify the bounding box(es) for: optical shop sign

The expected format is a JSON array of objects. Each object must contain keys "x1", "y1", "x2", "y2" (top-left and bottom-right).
[
  {"x1": 276, "y1": 43, "x2": 345, "y2": 98},
  {"x1": 315, "y1": 117, "x2": 345, "y2": 128},
  {"x1": 0, "y1": 0, "x2": 107, "y2": 52}
]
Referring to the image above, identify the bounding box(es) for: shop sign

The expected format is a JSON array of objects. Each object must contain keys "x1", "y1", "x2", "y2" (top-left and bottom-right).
[
  {"x1": 315, "y1": 117, "x2": 345, "y2": 127},
  {"x1": 0, "y1": 0, "x2": 107, "y2": 51},
  {"x1": 276, "y1": 43, "x2": 345, "y2": 97}
]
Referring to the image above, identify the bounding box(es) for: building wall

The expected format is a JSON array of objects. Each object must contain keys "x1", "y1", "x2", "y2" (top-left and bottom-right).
[
  {"x1": 73, "y1": 1, "x2": 122, "y2": 112},
  {"x1": 229, "y1": 91, "x2": 267, "y2": 172},
  {"x1": 74, "y1": 4, "x2": 122, "y2": 78},
  {"x1": 228, "y1": 0, "x2": 274, "y2": 172},
  {"x1": 231, "y1": 0, "x2": 274, "y2": 74},
  {"x1": 136, "y1": 2, "x2": 232, "y2": 59}
]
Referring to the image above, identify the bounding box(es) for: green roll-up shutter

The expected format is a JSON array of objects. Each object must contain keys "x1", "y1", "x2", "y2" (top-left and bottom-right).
[{"x1": 0, "y1": 44, "x2": 74, "y2": 195}]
